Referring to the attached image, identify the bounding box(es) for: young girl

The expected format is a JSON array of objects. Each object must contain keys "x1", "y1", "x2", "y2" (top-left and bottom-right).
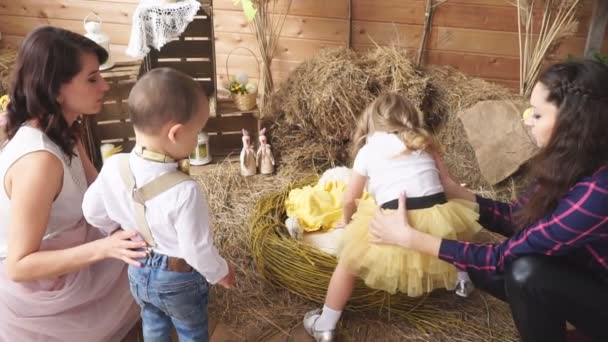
[{"x1": 303, "y1": 93, "x2": 481, "y2": 341}]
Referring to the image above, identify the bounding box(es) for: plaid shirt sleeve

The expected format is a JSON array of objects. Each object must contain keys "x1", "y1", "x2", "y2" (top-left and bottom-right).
[
  {"x1": 439, "y1": 178, "x2": 608, "y2": 274},
  {"x1": 476, "y1": 195, "x2": 520, "y2": 238}
]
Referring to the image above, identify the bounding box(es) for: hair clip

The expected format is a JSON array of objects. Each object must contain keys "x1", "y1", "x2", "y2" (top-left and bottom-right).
[{"x1": 522, "y1": 107, "x2": 534, "y2": 125}]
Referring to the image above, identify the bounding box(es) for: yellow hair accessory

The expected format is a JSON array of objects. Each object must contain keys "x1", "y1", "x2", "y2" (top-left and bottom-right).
[
  {"x1": 0, "y1": 95, "x2": 9, "y2": 111},
  {"x1": 522, "y1": 107, "x2": 533, "y2": 121}
]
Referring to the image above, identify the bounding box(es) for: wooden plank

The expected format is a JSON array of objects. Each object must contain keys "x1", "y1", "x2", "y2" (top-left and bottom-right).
[
  {"x1": 153, "y1": 59, "x2": 214, "y2": 79},
  {"x1": 214, "y1": 31, "x2": 344, "y2": 61},
  {"x1": 99, "y1": 101, "x2": 130, "y2": 121},
  {"x1": 216, "y1": 98, "x2": 258, "y2": 116},
  {"x1": 352, "y1": 21, "x2": 602, "y2": 58},
  {"x1": 584, "y1": 0, "x2": 608, "y2": 57},
  {"x1": 0, "y1": 0, "x2": 135, "y2": 25},
  {"x1": 214, "y1": 9, "x2": 348, "y2": 43},
  {"x1": 209, "y1": 133, "x2": 248, "y2": 156},
  {"x1": 438, "y1": 0, "x2": 593, "y2": 6},
  {"x1": 351, "y1": 21, "x2": 421, "y2": 50},
  {"x1": 0, "y1": 35, "x2": 23, "y2": 49},
  {"x1": 95, "y1": 0, "x2": 138, "y2": 3},
  {"x1": 110, "y1": 44, "x2": 138, "y2": 63},
  {"x1": 96, "y1": 120, "x2": 134, "y2": 141},
  {"x1": 352, "y1": 0, "x2": 599, "y2": 38},
  {"x1": 153, "y1": 39, "x2": 213, "y2": 59},
  {"x1": 216, "y1": 53, "x2": 299, "y2": 80},
  {"x1": 103, "y1": 81, "x2": 136, "y2": 106},
  {"x1": 205, "y1": 113, "x2": 257, "y2": 133},
  {"x1": 101, "y1": 61, "x2": 141, "y2": 79},
  {"x1": 213, "y1": 0, "x2": 348, "y2": 19},
  {"x1": 0, "y1": 0, "x2": 600, "y2": 43},
  {"x1": 424, "y1": 50, "x2": 519, "y2": 80},
  {"x1": 183, "y1": 16, "x2": 212, "y2": 38},
  {"x1": 0, "y1": 15, "x2": 133, "y2": 45}
]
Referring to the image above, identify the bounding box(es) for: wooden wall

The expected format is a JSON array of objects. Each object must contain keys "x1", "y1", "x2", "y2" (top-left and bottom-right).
[{"x1": 1, "y1": 0, "x2": 607, "y2": 92}]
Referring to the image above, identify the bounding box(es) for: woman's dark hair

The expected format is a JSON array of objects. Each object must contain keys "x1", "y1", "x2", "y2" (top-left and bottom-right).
[
  {"x1": 6, "y1": 26, "x2": 108, "y2": 158},
  {"x1": 517, "y1": 60, "x2": 608, "y2": 227}
]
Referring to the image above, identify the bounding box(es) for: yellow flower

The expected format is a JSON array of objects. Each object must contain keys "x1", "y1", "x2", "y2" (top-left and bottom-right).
[{"x1": 0, "y1": 95, "x2": 9, "y2": 111}]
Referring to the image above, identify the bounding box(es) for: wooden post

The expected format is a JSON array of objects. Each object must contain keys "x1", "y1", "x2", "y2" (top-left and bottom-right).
[
  {"x1": 417, "y1": 0, "x2": 434, "y2": 66},
  {"x1": 584, "y1": 0, "x2": 608, "y2": 58},
  {"x1": 347, "y1": 0, "x2": 353, "y2": 49}
]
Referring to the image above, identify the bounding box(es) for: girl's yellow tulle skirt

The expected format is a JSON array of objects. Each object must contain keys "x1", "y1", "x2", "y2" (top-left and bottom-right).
[{"x1": 339, "y1": 199, "x2": 482, "y2": 297}]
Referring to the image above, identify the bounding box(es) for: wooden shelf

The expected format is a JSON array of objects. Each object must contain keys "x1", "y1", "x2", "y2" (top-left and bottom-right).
[{"x1": 205, "y1": 97, "x2": 260, "y2": 157}]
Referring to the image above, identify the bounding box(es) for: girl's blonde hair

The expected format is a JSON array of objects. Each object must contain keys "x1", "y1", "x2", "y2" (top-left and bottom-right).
[{"x1": 351, "y1": 93, "x2": 436, "y2": 159}]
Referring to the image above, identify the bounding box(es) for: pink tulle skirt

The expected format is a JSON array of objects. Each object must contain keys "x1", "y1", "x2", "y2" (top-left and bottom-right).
[{"x1": 0, "y1": 223, "x2": 139, "y2": 342}]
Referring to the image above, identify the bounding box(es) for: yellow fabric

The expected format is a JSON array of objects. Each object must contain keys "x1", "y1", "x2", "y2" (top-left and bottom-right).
[
  {"x1": 285, "y1": 180, "x2": 373, "y2": 232},
  {"x1": 339, "y1": 199, "x2": 482, "y2": 297}
]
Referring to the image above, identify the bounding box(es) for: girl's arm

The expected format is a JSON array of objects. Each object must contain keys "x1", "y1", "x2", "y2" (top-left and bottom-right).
[
  {"x1": 4, "y1": 152, "x2": 146, "y2": 282},
  {"x1": 341, "y1": 171, "x2": 367, "y2": 225},
  {"x1": 434, "y1": 151, "x2": 519, "y2": 237}
]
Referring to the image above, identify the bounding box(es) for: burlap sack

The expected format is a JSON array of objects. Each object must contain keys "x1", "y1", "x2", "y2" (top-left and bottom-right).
[{"x1": 457, "y1": 100, "x2": 537, "y2": 185}]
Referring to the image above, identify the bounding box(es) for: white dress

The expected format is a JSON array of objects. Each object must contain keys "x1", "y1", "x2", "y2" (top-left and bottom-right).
[{"x1": 0, "y1": 126, "x2": 139, "y2": 342}]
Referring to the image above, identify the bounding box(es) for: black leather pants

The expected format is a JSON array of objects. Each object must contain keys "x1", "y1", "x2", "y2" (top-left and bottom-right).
[{"x1": 467, "y1": 255, "x2": 608, "y2": 342}]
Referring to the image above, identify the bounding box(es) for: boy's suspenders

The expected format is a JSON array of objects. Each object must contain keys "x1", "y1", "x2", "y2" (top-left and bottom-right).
[{"x1": 115, "y1": 154, "x2": 191, "y2": 248}]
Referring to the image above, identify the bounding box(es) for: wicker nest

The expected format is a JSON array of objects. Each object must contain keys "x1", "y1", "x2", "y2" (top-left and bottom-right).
[{"x1": 248, "y1": 177, "x2": 516, "y2": 339}]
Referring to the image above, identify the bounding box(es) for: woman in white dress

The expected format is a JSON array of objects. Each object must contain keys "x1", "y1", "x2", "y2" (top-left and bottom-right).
[{"x1": 0, "y1": 26, "x2": 142, "y2": 341}]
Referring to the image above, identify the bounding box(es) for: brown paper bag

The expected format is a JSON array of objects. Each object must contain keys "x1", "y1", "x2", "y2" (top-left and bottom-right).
[{"x1": 457, "y1": 100, "x2": 537, "y2": 185}]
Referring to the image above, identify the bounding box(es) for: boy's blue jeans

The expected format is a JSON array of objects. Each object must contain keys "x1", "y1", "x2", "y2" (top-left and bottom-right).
[{"x1": 128, "y1": 251, "x2": 209, "y2": 342}]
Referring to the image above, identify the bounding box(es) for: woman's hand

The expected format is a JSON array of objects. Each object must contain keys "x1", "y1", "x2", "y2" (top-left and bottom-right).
[
  {"x1": 369, "y1": 193, "x2": 443, "y2": 257},
  {"x1": 96, "y1": 230, "x2": 148, "y2": 267},
  {"x1": 432, "y1": 152, "x2": 475, "y2": 202},
  {"x1": 369, "y1": 193, "x2": 415, "y2": 248}
]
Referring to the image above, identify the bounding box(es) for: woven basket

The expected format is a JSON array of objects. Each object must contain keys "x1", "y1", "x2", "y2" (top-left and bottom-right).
[
  {"x1": 231, "y1": 92, "x2": 257, "y2": 111},
  {"x1": 226, "y1": 47, "x2": 260, "y2": 112}
]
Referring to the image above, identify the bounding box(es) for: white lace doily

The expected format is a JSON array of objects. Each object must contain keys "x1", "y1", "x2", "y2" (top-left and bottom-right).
[{"x1": 126, "y1": 0, "x2": 202, "y2": 58}]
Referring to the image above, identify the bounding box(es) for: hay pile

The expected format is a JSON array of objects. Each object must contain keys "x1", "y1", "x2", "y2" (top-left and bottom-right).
[
  {"x1": 270, "y1": 48, "x2": 373, "y2": 143},
  {"x1": 270, "y1": 45, "x2": 523, "y2": 200},
  {"x1": 0, "y1": 47, "x2": 17, "y2": 96}
]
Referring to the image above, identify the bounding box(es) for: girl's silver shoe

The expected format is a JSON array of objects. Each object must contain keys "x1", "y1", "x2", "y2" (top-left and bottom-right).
[
  {"x1": 303, "y1": 309, "x2": 337, "y2": 342},
  {"x1": 455, "y1": 279, "x2": 475, "y2": 298}
]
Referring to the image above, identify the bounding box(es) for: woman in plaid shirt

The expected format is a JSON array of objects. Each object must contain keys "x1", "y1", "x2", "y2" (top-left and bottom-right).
[{"x1": 370, "y1": 60, "x2": 608, "y2": 342}]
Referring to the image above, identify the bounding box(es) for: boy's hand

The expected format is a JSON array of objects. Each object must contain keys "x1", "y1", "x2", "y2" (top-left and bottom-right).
[{"x1": 218, "y1": 263, "x2": 235, "y2": 289}]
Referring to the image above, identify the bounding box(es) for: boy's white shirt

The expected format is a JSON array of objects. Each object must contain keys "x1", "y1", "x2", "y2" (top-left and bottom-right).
[
  {"x1": 352, "y1": 131, "x2": 444, "y2": 205},
  {"x1": 82, "y1": 152, "x2": 229, "y2": 284}
]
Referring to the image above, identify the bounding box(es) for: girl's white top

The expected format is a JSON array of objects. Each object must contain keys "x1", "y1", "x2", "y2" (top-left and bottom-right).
[{"x1": 353, "y1": 132, "x2": 444, "y2": 205}]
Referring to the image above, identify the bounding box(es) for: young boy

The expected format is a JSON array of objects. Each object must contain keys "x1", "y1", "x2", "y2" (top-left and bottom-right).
[{"x1": 82, "y1": 68, "x2": 234, "y2": 341}]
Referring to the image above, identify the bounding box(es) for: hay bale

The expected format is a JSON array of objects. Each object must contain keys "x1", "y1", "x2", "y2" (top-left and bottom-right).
[
  {"x1": 0, "y1": 47, "x2": 17, "y2": 95},
  {"x1": 270, "y1": 48, "x2": 374, "y2": 143},
  {"x1": 361, "y1": 45, "x2": 429, "y2": 111}
]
